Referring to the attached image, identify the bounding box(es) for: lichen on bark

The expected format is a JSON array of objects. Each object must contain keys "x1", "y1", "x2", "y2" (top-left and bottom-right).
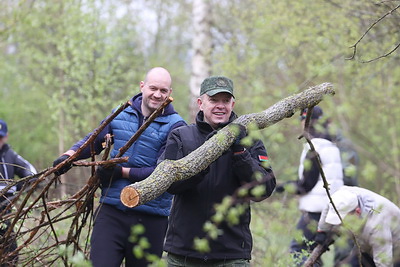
[{"x1": 121, "y1": 83, "x2": 335, "y2": 207}]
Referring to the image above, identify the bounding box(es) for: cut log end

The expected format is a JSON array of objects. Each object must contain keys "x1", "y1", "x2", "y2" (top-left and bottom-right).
[{"x1": 120, "y1": 186, "x2": 140, "y2": 208}]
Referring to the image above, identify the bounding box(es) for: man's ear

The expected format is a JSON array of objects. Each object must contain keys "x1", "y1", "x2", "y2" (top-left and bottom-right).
[
  {"x1": 197, "y1": 97, "x2": 203, "y2": 110},
  {"x1": 355, "y1": 207, "x2": 362, "y2": 215},
  {"x1": 139, "y1": 81, "x2": 145, "y2": 92}
]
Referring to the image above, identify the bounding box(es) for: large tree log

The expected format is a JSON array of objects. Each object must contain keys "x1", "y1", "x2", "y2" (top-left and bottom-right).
[{"x1": 120, "y1": 83, "x2": 335, "y2": 207}]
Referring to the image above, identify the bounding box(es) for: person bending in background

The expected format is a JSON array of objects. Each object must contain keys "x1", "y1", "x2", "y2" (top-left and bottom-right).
[
  {"x1": 316, "y1": 186, "x2": 400, "y2": 267},
  {"x1": 52, "y1": 67, "x2": 186, "y2": 267}
]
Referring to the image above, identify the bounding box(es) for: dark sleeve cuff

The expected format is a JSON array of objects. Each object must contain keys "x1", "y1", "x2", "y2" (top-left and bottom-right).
[{"x1": 128, "y1": 166, "x2": 155, "y2": 183}]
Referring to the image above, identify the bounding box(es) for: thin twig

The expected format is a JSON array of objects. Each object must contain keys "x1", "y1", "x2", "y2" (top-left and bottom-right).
[{"x1": 347, "y1": 4, "x2": 400, "y2": 61}]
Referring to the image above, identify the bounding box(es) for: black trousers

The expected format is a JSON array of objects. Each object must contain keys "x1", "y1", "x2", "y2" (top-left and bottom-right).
[
  {"x1": 0, "y1": 195, "x2": 18, "y2": 267},
  {"x1": 90, "y1": 204, "x2": 168, "y2": 267},
  {"x1": 290, "y1": 211, "x2": 322, "y2": 266}
]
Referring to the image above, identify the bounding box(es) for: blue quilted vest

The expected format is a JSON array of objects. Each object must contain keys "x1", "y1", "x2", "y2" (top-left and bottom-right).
[{"x1": 100, "y1": 104, "x2": 184, "y2": 216}]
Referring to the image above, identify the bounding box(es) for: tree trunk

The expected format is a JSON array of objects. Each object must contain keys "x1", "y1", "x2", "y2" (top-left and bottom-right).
[
  {"x1": 59, "y1": 81, "x2": 67, "y2": 197},
  {"x1": 189, "y1": 0, "x2": 212, "y2": 123},
  {"x1": 120, "y1": 83, "x2": 335, "y2": 208}
]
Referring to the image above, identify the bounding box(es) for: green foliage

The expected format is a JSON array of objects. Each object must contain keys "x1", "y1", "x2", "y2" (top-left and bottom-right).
[
  {"x1": 251, "y1": 184, "x2": 267, "y2": 198},
  {"x1": 1, "y1": 0, "x2": 146, "y2": 170},
  {"x1": 251, "y1": 197, "x2": 300, "y2": 266},
  {"x1": 344, "y1": 164, "x2": 357, "y2": 179},
  {"x1": 129, "y1": 223, "x2": 163, "y2": 265},
  {"x1": 1, "y1": 0, "x2": 400, "y2": 265},
  {"x1": 203, "y1": 221, "x2": 222, "y2": 240},
  {"x1": 58, "y1": 245, "x2": 92, "y2": 267},
  {"x1": 303, "y1": 158, "x2": 312, "y2": 172},
  {"x1": 193, "y1": 237, "x2": 210, "y2": 253},
  {"x1": 210, "y1": 0, "x2": 400, "y2": 204},
  {"x1": 283, "y1": 182, "x2": 298, "y2": 195}
]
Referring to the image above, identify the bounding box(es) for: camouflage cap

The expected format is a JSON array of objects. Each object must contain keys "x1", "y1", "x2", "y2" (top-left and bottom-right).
[{"x1": 200, "y1": 76, "x2": 234, "y2": 97}]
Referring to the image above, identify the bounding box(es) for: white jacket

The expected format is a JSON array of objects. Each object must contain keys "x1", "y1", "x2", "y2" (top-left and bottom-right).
[
  {"x1": 319, "y1": 186, "x2": 400, "y2": 267},
  {"x1": 298, "y1": 138, "x2": 343, "y2": 212}
]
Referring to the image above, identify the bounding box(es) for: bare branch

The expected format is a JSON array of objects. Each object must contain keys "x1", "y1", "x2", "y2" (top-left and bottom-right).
[
  {"x1": 347, "y1": 4, "x2": 400, "y2": 61},
  {"x1": 361, "y1": 42, "x2": 400, "y2": 63}
]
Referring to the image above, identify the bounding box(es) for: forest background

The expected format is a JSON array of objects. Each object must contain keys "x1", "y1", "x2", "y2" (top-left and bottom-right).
[{"x1": 0, "y1": 0, "x2": 399, "y2": 266}]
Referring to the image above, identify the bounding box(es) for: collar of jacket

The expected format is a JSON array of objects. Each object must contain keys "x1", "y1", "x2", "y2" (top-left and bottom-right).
[
  {"x1": 0, "y1": 143, "x2": 10, "y2": 157},
  {"x1": 130, "y1": 93, "x2": 178, "y2": 118}
]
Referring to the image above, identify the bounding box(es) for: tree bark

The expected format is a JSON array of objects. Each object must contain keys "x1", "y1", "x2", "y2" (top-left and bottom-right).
[
  {"x1": 120, "y1": 83, "x2": 335, "y2": 208},
  {"x1": 303, "y1": 244, "x2": 326, "y2": 267}
]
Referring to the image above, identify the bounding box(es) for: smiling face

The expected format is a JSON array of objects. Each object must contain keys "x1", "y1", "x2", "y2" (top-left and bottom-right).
[
  {"x1": 198, "y1": 92, "x2": 235, "y2": 129},
  {"x1": 140, "y1": 67, "x2": 172, "y2": 117}
]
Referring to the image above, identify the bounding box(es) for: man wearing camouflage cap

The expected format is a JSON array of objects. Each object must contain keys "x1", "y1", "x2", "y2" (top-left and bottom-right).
[{"x1": 159, "y1": 76, "x2": 276, "y2": 266}]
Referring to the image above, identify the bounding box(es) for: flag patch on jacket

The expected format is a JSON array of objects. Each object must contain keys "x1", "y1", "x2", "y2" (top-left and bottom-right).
[{"x1": 258, "y1": 155, "x2": 269, "y2": 162}]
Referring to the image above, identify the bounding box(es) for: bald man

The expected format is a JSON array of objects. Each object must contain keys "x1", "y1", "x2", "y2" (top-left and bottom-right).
[{"x1": 53, "y1": 67, "x2": 186, "y2": 267}]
